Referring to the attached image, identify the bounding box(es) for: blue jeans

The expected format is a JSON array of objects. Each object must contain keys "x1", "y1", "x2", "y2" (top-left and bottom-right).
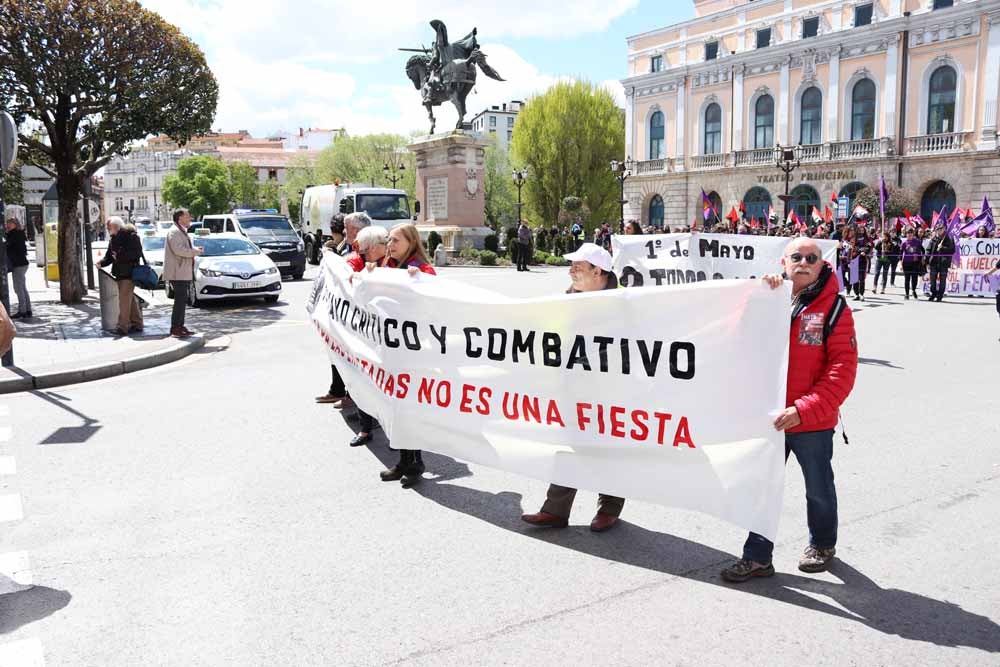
[{"x1": 742, "y1": 429, "x2": 838, "y2": 564}]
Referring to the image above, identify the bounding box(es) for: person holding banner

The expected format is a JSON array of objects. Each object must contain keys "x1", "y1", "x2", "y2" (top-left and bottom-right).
[
  {"x1": 900, "y1": 228, "x2": 925, "y2": 300},
  {"x1": 926, "y1": 224, "x2": 955, "y2": 302},
  {"x1": 722, "y1": 238, "x2": 858, "y2": 583},
  {"x1": 521, "y1": 243, "x2": 626, "y2": 533},
  {"x1": 376, "y1": 223, "x2": 436, "y2": 483}
]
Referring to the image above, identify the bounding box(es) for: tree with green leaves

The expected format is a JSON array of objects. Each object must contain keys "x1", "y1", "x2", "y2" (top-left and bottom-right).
[
  {"x1": 162, "y1": 155, "x2": 231, "y2": 220},
  {"x1": 0, "y1": 0, "x2": 218, "y2": 303},
  {"x1": 483, "y1": 135, "x2": 516, "y2": 231},
  {"x1": 313, "y1": 133, "x2": 416, "y2": 200},
  {"x1": 227, "y1": 161, "x2": 259, "y2": 209},
  {"x1": 510, "y1": 81, "x2": 624, "y2": 234},
  {"x1": 2, "y1": 160, "x2": 23, "y2": 205},
  {"x1": 258, "y1": 178, "x2": 280, "y2": 212},
  {"x1": 856, "y1": 184, "x2": 918, "y2": 225}
]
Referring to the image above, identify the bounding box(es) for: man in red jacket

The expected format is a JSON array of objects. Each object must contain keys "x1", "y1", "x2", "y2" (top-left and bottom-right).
[{"x1": 722, "y1": 238, "x2": 858, "y2": 583}]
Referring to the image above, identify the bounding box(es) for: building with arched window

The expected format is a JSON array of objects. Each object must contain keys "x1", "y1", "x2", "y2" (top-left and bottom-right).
[{"x1": 622, "y1": 1, "x2": 1000, "y2": 227}]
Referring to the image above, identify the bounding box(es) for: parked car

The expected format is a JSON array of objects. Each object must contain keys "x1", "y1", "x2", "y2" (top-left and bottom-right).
[
  {"x1": 139, "y1": 231, "x2": 168, "y2": 286},
  {"x1": 166, "y1": 233, "x2": 282, "y2": 306},
  {"x1": 200, "y1": 209, "x2": 305, "y2": 280}
]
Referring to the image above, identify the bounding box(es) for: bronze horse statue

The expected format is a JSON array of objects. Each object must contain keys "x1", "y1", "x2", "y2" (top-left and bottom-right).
[{"x1": 404, "y1": 21, "x2": 504, "y2": 134}]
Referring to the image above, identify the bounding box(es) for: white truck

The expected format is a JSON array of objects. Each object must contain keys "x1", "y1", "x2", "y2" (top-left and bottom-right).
[{"x1": 300, "y1": 184, "x2": 414, "y2": 264}]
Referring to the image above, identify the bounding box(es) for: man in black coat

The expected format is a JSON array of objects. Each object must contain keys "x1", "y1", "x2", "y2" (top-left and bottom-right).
[
  {"x1": 98, "y1": 217, "x2": 144, "y2": 334},
  {"x1": 926, "y1": 224, "x2": 956, "y2": 302},
  {"x1": 4, "y1": 218, "x2": 31, "y2": 318}
]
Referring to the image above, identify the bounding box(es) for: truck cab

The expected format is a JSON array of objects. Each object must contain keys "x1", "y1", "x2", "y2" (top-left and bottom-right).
[{"x1": 300, "y1": 184, "x2": 411, "y2": 264}]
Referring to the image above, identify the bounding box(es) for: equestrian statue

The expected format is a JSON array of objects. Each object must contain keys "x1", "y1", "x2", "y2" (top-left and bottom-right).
[{"x1": 402, "y1": 20, "x2": 505, "y2": 134}]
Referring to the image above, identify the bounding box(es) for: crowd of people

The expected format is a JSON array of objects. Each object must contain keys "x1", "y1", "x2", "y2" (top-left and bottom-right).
[{"x1": 316, "y1": 217, "x2": 870, "y2": 580}]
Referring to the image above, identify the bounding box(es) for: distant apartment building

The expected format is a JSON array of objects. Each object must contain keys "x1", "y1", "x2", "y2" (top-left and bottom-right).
[
  {"x1": 623, "y1": 0, "x2": 1000, "y2": 228},
  {"x1": 282, "y1": 127, "x2": 344, "y2": 151},
  {"x1": 102, "y1": 150, "x2": 191, "y2": 221},
  {"x1": 470, "y1": 100, "x2": 523, "y2": 150}
]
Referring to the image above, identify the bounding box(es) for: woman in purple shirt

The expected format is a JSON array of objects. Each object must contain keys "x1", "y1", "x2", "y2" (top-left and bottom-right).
[{"x1": 900, "y1": 228, "x2": 925, "y2": 300}]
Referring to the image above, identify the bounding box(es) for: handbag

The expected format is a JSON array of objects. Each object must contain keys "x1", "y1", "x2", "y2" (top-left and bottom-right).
[{"x1": 132, "y1": 250, "x2": 159, "y2": 290}]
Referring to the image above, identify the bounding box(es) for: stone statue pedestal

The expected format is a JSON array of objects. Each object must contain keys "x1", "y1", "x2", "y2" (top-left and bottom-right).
[{"x1": 408, "y1": 131, "x2": 493, "y2": 251}]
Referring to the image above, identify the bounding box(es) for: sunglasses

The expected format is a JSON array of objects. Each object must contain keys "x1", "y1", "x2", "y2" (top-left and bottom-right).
[{"x1": 787, "y1": 252, "x2": 820, "y2": 265}]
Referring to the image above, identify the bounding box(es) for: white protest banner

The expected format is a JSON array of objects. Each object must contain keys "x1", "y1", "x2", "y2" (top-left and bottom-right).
[
  {"x1": 611, "y1": 233, "x2": 839, "y2": 288},
  {"x1": 921, "y1": 237, "x2": 1000, "y2": 296},
  {"x1": 310, "y1": 255, "x2": 791, "y2": 539}
]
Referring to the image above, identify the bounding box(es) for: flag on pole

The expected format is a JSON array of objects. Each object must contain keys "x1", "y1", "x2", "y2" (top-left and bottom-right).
[
  {"x1": 853, "y1": 204, "x2": 869, "y2": 219},
  {"x1": 701, "y1": 190, "x2": 713, "y2": 221},
  {"x1": 725, "y1": 206, "x2": 740, "y2": 225},
  {"x1": 767, "y1": 204, "x2": 776, "y2": 221},
  {"x1": 738, "y1": 200, "x2": 746, "y2": 215},
  {"x1": 879, "y1": 175, "x2": 889, "y2": 225},
  {"x1": 787, "y1": 209, "x2": 802, "y2": 227},
  {"x1": 830, "y1": 191, "x2": 837, "y2": 204},
  {"x1": 824, "y1": 206, "x2": 833, "y2": 223},
  {"x1": 811, "y1": 206, "x2": 823, "y2": 224},
  {"x1": 750, "y1": 217, "x2": 760, "y2": 230}
]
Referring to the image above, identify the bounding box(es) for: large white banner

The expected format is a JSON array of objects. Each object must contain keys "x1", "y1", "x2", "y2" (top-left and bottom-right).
[
  {"x1": 611, "y1": 233, "x2": 840, "y2": 288},
  {"x1": 310, "y1": 255, "x2": 793, "y2": 539},
  {"x1": 921, "y1": 237, "x2": 1000, "y2": 297}
]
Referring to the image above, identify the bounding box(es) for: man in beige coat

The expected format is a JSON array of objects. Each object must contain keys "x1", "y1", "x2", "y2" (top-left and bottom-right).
[{"x1": 164, "y1": 208, "x2": 203, "y2": 337}]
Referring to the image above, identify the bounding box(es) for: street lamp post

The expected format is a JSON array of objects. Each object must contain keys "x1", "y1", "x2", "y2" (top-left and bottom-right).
[
  {"x1": 610, "y1": 157, "x2": 633, "y2": 232},
  {"x1": 512, "y1": 167, "x2": 528, "y2": 225},
  {"x1": 383, "y1": 162, "x2": 405, "y2": 188},
  {"x1": 775, "y1": 144, "x2": 801, "y2": 223}
]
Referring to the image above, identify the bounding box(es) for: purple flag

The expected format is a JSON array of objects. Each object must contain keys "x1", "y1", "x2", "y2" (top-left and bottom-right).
[
  {"x1": 848, "y1": 255, "x2": 860, "y2": 285},
  {"x1": 946, "y1": 208, "x2": 963, "y2": 266}
]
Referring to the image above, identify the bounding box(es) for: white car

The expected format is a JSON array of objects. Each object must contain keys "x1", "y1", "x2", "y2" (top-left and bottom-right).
[
  {"x1": 157, "y1": 221, "x2": 174, "y2": 233},
  {"x1": 139, "y1": 231, "x2": 168, "y2": 285},
  {"x1": 167, "y1": 233, "x2": 282, "y2": 306}
]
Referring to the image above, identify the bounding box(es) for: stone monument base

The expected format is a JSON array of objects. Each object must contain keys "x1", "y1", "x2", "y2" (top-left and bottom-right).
[{"x1": 409, "y1": 130, "x2": 493, "y2": 250}]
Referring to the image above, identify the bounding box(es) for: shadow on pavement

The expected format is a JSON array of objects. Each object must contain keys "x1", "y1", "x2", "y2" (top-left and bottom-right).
[
  {"x1": 31, "y1": 391, "x2": 102, "y2": 445},
  {"x1": 858, "y1": 356, "x2": 903, "y2": 369},
  {"x1": 0, "y1": 586, "x2": 72, "y2": 635},
  {"x1": 349, "y1": 433, "x2": 999, "y2": 653}
]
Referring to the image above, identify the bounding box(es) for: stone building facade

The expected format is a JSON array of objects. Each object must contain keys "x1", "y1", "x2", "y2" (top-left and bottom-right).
[{"x1": 622, "y1": 0, "x2": 1000, "y2": 228}]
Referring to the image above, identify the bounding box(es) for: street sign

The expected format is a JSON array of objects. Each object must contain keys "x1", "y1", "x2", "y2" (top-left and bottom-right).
[
  {"x1": 837, "y1": 196, "x2": 850, "y2": 221},
  {"x1": 0, "y1": 112, "x2": 17, "y2": 170}
]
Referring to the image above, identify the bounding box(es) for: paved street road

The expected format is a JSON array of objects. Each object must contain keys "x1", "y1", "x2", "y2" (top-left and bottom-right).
[{"x1": 2, "y1": 265, "x2": 998, "y2": 666}]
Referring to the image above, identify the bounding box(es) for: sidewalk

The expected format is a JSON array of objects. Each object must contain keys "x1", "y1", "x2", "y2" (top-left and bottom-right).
[{"x1": 0, "y1": 250, "x2": 204, "y2": 393}]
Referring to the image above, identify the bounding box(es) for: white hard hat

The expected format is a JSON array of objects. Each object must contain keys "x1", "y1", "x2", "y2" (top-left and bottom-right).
[{"x1": 563, "y1": 242, "x2": 613, "y2": 272}]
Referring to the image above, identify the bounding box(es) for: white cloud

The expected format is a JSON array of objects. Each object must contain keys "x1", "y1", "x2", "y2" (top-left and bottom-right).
[{"x1": 139, "y1": 0, "x2": 635, "y2": 138}]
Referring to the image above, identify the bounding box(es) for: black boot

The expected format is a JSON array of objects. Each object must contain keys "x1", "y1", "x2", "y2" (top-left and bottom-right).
[
  {"x1": 380, "y1": 450, "x2": 411, "y2": 482},
  {"x1": 400, "y1": 450, "x2": 425, "y2": 487}
]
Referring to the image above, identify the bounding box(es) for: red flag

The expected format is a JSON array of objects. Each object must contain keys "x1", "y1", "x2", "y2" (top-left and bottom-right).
[
  {"x1": 830, "y1": 191, "x2": 838, "y2": 204},
  {"x1": 750, "y1": 217, "x2": 760, "y2": 229},
  {"x1": 811, "y1": 206, "x2": 823, "y2": 223},
  {"x1": 903, "y1": 208, "x2": 911, "y2": 221},
  {"x1": 738, "y1": 200, "x2": 746, "y2": 214},
  {"x1": 824, "y1": 206, "x2": 833, "y2": 223},
  {"x1": 725, "y1": 206, "x2": 739, "y2": 224}
]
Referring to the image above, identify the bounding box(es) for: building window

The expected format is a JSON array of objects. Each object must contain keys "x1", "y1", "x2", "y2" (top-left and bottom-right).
[
  {"x1": 851, "y1": 79, "x2": 877, "y2": 140},
  {"x1": 137, "y1": 195, "x2": 148, "y2": 210},
  {"x1": 802, "y1": 17, "x2": 819, "y2": 39},
  {"x1": 705, "y1": 41, "x2": 718, "y2": 61},
  {"x1": 114, "y1": 178, "x2": 123, "y2": 188},
  {"x1": 507, "y1": 117, "x2": 514, "y2": 127},
  {"x1": 800, "y1": 87, "x2": 823, "y2": 145},
  {"x1": 703, "y1": 103, "x2": 722, "y2": 154},
  {"x1": 854, "y1": 4, "x2": 873, "y2": 27},
  {"x1": 648, "y1": 195, "x2": 664, "y2": 229},
  {"x1": 789, "y1": 184, "x2": 820, "y2": 222},
  {"x1": 114, "y1": 197, "x2": 123, "y2": 211},
  {"x1": 507, "y1": 130, "x2": 513, "y2": 142},
  {"x1": 743, "y1": 186, "x2": 771, "y2": 223},
  {"x1": 649, "y1": 111, "x2": 665, "y2": 159},
  {"x1": 651, "y1": 55, "x2": 663, "y2": 72},
  {"x1": 267, "y1": 169, "x2": 278, "y2": 180},
  {"x1": 756, "y1": 28, "x2": 771, "y2": 49},
  {"x1": 754, "y1": 95, "x2": 774, "y2": 149},
  {"x1": 137, "y1": 176, "x2": 147, "y2": 188},
  {"x1": 920, "y1": 180, "x2": 956, "y2": 222},
  {"x1": 489, "y1": 116, "x2": 496, "y2": 127},
  {"x1": 933, "y1": 0, "x2": 953, "y2": 8},
  {"x1": 927, "y1": 65, "x2": 956, "y2": 134}
]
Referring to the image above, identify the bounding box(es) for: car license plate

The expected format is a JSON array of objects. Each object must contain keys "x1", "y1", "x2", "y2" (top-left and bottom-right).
[
  {"x1": 233, "y1": 281, "x2": 260, "y2": 289},
  {"x1": 274, "y1": 261, "x2": 291, "y2": 267}
]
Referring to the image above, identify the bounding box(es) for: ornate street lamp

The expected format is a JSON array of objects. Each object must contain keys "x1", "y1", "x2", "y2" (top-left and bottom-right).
[
  {"x1": 512, "y1": 167, "x2": 529, "y2": 225},
  {"x1": 610, "y1": 157, "x2": 633, "y2": 231},
  {"x1": 383, "y1": 161, "x2": 405, "y2": 188},
  {"x1": 774, "y1": 144, "x2": 801, "y2": 222}
]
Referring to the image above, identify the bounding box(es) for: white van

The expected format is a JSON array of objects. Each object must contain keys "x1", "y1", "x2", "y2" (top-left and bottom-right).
[{"x1": 300, "y1": 185, "x2": 412, "y2": 264}]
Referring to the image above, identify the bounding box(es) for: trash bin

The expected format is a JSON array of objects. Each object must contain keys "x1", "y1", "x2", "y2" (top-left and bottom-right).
[{"x1": 98, "y1": 268, "x2": 120, "y2": 332}]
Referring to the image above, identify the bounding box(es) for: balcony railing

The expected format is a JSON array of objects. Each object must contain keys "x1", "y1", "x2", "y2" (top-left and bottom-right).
[
  {"x1": 829, "y1": 138, "x2": 881, "y2": 160},
  {"x1": 635, "y1": 158, "x2": 667, "y2": 174},
  {"x1": 733, "y1": 148, "x2": 774, "y2": 167},
  {"x1": 689, "y1": 153, "x2": 726, "y2": 170},
  {"x1": 799, "y1": 144, "x2": 823, "y2": 162},
  {"x1": 904, "y1": 132, "x2": 971, "y2": 154}
]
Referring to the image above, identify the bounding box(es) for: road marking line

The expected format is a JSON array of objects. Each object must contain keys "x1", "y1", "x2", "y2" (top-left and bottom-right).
[
  {"x1": 0, "y1": 638, "x2": 45, "y2": 667},
  {"x1": 0, "y1": 456, "x2": 15, "y2": 475},
  {"x1": 0, "y1": 551, "x2": 33, "y2": 593},
  {"x1": 0, "y1": 494, "x2": 24, "y2": 523}
]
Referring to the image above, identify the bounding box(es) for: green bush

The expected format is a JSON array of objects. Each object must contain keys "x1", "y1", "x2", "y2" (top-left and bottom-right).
[
  {"x1": 459, "y1": 246, "x2": 480, "y2": 259},
  {"x1": 484, "y1": 233, "x2": 499, "y2": 253},
  {"x1": 427, "y1": 230, "x2": 443, "y2": 253},
  {"x1": 479, "y1": 250, "x2": 498, "y2": 266},
  {"x1": 532, "y1": 249, "x2": 549, "y2": 264},
  {"x1": 545, "y1": 254, "x2": 569, "y2": 266},
  {"x1": 505, "y1": 226, "x2": 518, "y2": 255}
]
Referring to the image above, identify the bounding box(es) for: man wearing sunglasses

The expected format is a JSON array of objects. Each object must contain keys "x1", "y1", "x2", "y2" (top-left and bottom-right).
[{"x1": 722, "y1": 238, "x2": 858, "y2": 583}]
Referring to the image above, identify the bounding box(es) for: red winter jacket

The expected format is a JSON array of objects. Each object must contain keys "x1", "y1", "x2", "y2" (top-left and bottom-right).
[{"x1": 787, "y1": 263, "x2": 858, "y2": 433}]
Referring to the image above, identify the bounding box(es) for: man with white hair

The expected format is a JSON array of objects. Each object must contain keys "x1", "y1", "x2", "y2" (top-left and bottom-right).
[
  {"x1": 98, "y1": 216, "x2": 145, "y2": 335},
  {"x1": 722, "y1": 237, "x2": 858, "y2": 582}
]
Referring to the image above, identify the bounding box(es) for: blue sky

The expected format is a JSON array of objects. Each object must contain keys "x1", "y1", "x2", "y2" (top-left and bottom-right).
[{"x1": 140, "y1": 1, "x2": 694, "y2": 138}]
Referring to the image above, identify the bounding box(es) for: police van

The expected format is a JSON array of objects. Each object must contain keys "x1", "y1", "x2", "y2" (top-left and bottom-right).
[{"x1": 199, "y1": 209, "x2": 306, "y2": 280}]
